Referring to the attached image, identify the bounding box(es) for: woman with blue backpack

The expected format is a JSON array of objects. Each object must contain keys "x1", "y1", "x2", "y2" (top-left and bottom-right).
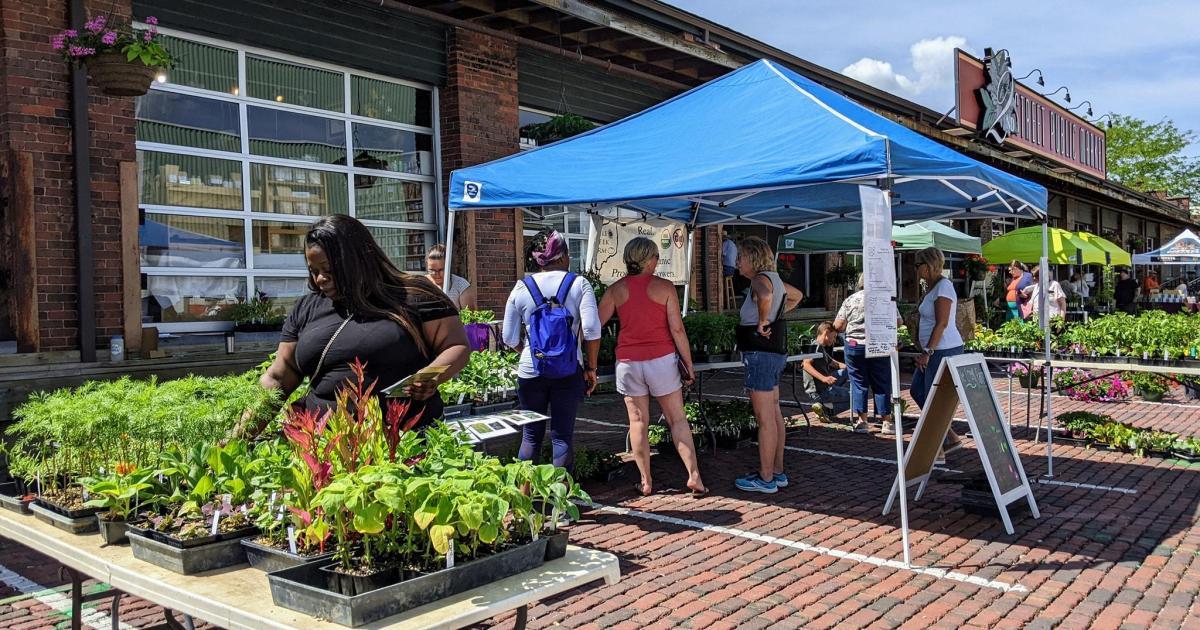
[{"x1": 502, "y1": 230, "x2": 602, "y2": 472}]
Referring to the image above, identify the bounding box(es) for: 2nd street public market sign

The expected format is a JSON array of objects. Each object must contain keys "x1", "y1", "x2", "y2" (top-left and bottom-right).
[
  {"x1": 955, "y1": 48, "x2": 1106, "y2": 180},
  {"x1": 593, "y1": 220, "x2": 688, "y2": 285}
]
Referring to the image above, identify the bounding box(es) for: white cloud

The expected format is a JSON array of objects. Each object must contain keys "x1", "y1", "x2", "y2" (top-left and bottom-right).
[{"x1": 842, "y1": 36, "x2": 969, "y2": 108}]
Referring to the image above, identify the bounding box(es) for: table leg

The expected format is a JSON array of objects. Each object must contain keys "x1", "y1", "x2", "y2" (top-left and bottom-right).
[
  {"x1": 110, "y1": 592, "x2": 122, "y2": 630},
  {"x1": 69, "y1": 568, "x2": 82, "y2": 630},
  {"x1": 514, "y1": 604, "x2": 529, "y2": 630},
  {"x1": 163, "y1": 608, "x2": 195, "y2": 630}
]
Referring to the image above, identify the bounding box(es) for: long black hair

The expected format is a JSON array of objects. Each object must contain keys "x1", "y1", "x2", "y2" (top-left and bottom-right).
[{"x1": 304, "y1": 215, "x2": 443, "y2": 354}]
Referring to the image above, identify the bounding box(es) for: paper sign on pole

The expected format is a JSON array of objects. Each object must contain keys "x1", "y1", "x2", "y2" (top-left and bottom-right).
[
  {"x1": 592, "y1": 219, "x2": 688, "y2": 285},
  {"x1": 860, "y1": 187, "x2": 897, "y2": 358}
]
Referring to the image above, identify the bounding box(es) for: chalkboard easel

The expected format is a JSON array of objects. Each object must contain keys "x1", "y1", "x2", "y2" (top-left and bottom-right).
[{"x1": 883, "y1": 353, "x2": 1040, "y2": 534}]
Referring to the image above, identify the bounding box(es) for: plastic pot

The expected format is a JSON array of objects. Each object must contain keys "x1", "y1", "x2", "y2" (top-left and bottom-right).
[
  {"x1": 29, "y1": 503, "x2": 99, "y2": 534},
  {"x1": 544, "y1": 531, "x2": 569, "y2": 561},
  {"x1": 128, "y1": 529, "x2": 252, "y2": 575},
  {"x1": 268, "y1": 538, "x2": 549, "y2": 627},
  {"x1": 97, "y1": 517, "x2": 128, "y2": 545},
  {"x1": 243, "y1": 538, "x2": 336, "y2": 573},
  {"x1": 320, "y1": 563, "x2": 403, "y2": 598}
]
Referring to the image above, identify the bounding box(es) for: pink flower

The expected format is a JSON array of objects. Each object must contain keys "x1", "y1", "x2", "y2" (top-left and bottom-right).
[
  {"x1": 51, "y1": 33, "x2": 67, "y2": 50},
  {"x1": 64, "y1": 29, "x2": 78, "y2": 38},
  {"x1": 67, "y1": 45, "x2": 95, "y2": 58},
  {"x1": 101, "y1": 31, "x2": 118, "y2": 45},
  {"x1": 145, "y1": 16, "x2": 158, "y2": 25},
  {"x1": 144, "y1": 31, "x2": 153, "y2": 42}
]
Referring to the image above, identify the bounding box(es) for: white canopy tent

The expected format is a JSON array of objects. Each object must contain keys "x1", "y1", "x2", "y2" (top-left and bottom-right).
[{"x1": 445, "y1": 60, "x2": 1051, "y2": 565}]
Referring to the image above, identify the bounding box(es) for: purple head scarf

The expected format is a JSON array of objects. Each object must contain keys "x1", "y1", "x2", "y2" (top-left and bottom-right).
[{"x1": 533, "y1": 231, "x2": 569, "y2": 268}]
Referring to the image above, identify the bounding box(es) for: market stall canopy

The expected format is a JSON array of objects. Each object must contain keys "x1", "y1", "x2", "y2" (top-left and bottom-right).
[
  {"x1": 982, "y1": 226, "x2": 1109, "y2": 265},
  {"x1": 448, "y1": 59, "x2": 1047, "y2": 226},
  {"x1": 1071, "y1": 232, "x2": 1131, "y2": 266},
  {"x1": 1132, "y1": 229, "x2": 1200, "y2": 265},
  {"x1": 777, "y1": 220, "x2": 981, "y2": 254}
]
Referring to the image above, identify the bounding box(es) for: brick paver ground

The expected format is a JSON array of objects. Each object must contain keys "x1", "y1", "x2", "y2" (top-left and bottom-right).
[{"x1": 3, "y1": 364, "x2": 1200, "y2": 628}]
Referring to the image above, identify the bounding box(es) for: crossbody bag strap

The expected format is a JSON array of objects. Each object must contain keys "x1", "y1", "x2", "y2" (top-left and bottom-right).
[{"x1": 312, "y1": 314, "x2": 353, "y2": 387}]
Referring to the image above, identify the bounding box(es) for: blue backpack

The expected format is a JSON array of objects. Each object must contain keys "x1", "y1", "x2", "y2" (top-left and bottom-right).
[{"x1": 522, "y1": 272, "x2": 580, "y2": 379}]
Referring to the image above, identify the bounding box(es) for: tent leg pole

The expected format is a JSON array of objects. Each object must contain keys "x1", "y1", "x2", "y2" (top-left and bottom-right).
[
  {"x1": 891, "y1": 351, "x2": 910, "y2": 567},
  {"x1": 1041, "y1": 221, "x2": 1054, "y2": 478},
  {"x1": 682, "y1": 229, "x2": 696, "y2": 316},
  {"x1": 443, "y1": 210, "x2": 457, "y2": 293}
]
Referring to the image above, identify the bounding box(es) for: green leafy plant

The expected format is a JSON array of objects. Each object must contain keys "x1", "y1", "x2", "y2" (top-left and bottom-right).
[
  {"x1": 459, "y1": 308, "x2": 495, "y2": 325},
  {"x1": 82, "y1": 464, "x2": 155, "y2": 521},
  {"x1": 437, "y1": 350, "x2": 518, "y2": 404},
  {"x1": 226, "y1": 294, "x2": 285, "y2": 329},
  {"x1": 520, "y1": 113, "x2": 596, "y2": 144}
]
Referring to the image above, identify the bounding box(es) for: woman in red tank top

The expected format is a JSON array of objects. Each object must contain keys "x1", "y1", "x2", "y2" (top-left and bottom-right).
[{"x1": 599, "y1": 237, "x2": 706, "y2": 497}]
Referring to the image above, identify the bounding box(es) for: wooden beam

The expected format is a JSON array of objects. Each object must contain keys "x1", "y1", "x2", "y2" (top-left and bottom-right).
[
  {"x1": 119, "y1": 161, "x2": 142, "y2": 356},
  {"x1": 7, "y1": 150, "x2": 38, "y2": 353},
  {"x1": 527, "y1": 0, "x2": 742, "y2": 69}
]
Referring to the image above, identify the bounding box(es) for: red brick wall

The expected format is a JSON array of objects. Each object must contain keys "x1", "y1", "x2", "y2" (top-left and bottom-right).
[
  {"x1": 439, "y1": 27, "x2": 520, "y2": 313},
  {"x1": 0, "y1": 0, "x2": 134, "y2": 352}
]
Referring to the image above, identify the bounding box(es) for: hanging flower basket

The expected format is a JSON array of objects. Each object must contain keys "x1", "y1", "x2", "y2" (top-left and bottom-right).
[
  {"x1": 51, "y1": 14, "x2": 173, "y2": 98},
  {"x1": 86, "y1": 52, "x2": 159, "y2": 96}
]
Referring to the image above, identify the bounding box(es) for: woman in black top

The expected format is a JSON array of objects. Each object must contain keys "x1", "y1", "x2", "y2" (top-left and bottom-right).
[{"x1": 239, "y1": 216, "x2": 470, "y2": 436}]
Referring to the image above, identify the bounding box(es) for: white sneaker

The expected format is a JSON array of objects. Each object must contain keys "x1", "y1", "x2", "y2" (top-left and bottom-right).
[
  {"x1": 881, "y1": 420, "x2": 896, "y2": 435},
  {"x1": 810, "y1": 403, "x2": 829, "y2": 423},
  {"x1": 853, "y1": 419, "x2": 869, "y2": 433}
]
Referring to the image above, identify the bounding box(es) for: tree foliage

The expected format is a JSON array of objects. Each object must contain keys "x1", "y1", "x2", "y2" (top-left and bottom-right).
[{"x1": 1105, "y1": 113, "x2": 1200, "y2": 199}]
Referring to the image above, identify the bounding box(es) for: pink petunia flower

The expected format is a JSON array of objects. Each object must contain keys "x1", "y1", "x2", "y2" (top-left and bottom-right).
[
  {"x1": 145, "y1": 16, "x2": 158, "y2": 25},
  {"x1": 51, "y1": 33, "x2": 67, "y2": 50},
  {"x1": 85, "y1": 15, "x2": 106, "y2": 34},
  {"x1": 101, "y1": 31, "x2": 118, "y2": 45},
  {"x1": 64, "y1": 29, "x2": 78, "y2": 38},
  {"x1": 143, "y1": 30, "x2": 153, "y2": 42}
]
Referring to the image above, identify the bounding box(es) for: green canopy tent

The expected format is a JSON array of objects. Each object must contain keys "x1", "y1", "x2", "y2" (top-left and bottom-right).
[
  {"x1": 777, "y1": 220, "x2": 981, "y2": 254},
  {"x1": 982, "y1": 226, "x2": 1110, "y2": 265},
  {"x1": 1073, "y1": 231, "x2": 1132, "y2": 266}
]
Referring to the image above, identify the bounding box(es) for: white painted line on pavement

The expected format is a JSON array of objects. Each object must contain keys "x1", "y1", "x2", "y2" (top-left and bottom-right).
[
  {"x1": 1035, "y1": 479, "x2": 1138, "y2": 494},
  {"x1": 0, "y1": 563, "x2": 135, "y2": 630},
  {"x1": 583, "y1": 500, "x2": 1028, "y2": 593}
]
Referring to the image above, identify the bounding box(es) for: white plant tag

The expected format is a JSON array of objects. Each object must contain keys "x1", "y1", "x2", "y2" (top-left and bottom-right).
[
  {"x1": 529, "y1": 515, "x2": 539, "y2": 541},
  {"x1": 1164, "y1": 350, "x2": 1170, "y2": 361},
  {"x1": 35, "y1": 471, "x2": 41, "y2": 493},
  {"x1": 1144, "y1": 351, "x2": 1149, "y2": 361},
  {"x1": 99, "y1": 467, "x2": 105, "y2": 475},
  {"x1": 241, "y1": 504, "x2": 249, "y2": 514},
  {"x1": 457, "y1": 393, "x2": 466, "y2": 405},
  {"x1": 287, "y1": 526, "x2": 298, "y2": 554},
  {"x1": 446, "y1": 539, "x2": 455, "y2": 569},
  {"x1": 211, "y1": 509, "x2": 221, "y2": 536},
  {"x1": 82, "y1": 489, "x2": 89, "y2": 501},
  {"x1": 269, "y1": 491, "x2": 277, "y2": 509}
]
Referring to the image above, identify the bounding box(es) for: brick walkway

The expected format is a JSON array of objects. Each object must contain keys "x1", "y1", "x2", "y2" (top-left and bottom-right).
[{"x1": 3, "y1": 366, "x2": 1200, "y2": 628}]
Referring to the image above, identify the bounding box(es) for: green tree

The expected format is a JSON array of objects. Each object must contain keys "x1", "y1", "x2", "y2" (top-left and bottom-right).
[{"x1": 1105, "y1": 113, "x2": 1200, "y2": 199}]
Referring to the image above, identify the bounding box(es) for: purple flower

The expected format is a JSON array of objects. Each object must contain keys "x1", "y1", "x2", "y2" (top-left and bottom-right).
[
  {"x1": 64, "y1": 29, "x2": 78, "y2": 38},
  {"x1": 51, "y1": 33, "x2": 67, "y2": 50},
  {"x1": 85, "y1": 14, "x2": 106, "y2": 34},
  {"x1": 101, "y1": 31, "x2": 118, "y2": 46},
  {"x1": 145, "y1": 15, "x2": 158, "y2": 25},
  {"x1": 143, "y1": 30, "x2": 153, "y2": 42},
  {"x1": 67, "y1": 45, "x2": 95, "y2": 58}
]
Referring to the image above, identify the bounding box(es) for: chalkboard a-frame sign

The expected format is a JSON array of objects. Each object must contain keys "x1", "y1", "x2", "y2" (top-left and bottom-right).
[{"x1": 883, "y1": 353, "x2": 1040, "y2": 534}]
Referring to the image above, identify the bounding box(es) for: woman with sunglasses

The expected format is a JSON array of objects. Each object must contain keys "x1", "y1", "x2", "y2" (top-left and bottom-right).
[{"x1": 910, "y1": 247, "x2": 964, "y2": 460}]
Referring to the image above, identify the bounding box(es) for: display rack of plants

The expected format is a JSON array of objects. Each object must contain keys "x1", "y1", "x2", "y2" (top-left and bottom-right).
[
  {"x1": 29, "y1": 503, "x2": 100, "y2": 534},
  {"x1": 242, "y1": 537, "x2": 335, "y2": 573},
  {"x1": 268, "y1": 538, "x2": 549, "y2": 628},
  {"x1": 128, "y1": 528, "x2": 253, "y2": 575}
]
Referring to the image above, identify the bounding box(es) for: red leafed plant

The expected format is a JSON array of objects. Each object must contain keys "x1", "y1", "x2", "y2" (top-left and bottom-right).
[{"x1": 384, "y1": 398, "x2": 425, "y2": 463}]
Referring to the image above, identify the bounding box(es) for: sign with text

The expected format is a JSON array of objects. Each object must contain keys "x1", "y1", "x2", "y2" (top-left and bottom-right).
[
  {"x1": 955, "y1": 48, "x2": 1106, "y2": 179},
  {"x1": 593, "y1": 219, "x2": 688, "y2": 285},
  {"x1": 860, "y1": 187, "x2": 898, "y2": 358},
  {"x1": 883, "y1": 353, "x2": 1040, "y2": 534}
]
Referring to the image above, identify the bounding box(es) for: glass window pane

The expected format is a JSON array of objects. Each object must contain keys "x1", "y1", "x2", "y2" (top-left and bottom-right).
[
  {"x1": 248, "y1": 107, "x2": 346, "y2": 164},
  {"x1": 250, "y1": 164, "x2": 348, "y2": 215},
  {"x1": 351, "y1": 123, "x2": 432, "y2": 175},
  {"x1": 158, "y1": 35, "x2": 237, "y2": 93},
  {"x1": 140, "y1": 213, "x2": 246, "y2": 268},
  {"x1": 256, "y1": 277, "x2": 311, "y2": 314},
  {"x1": 354, "y1": 177, "x2": 430, "y2": 223},
  {"x1": 248, "y1": 56, "x2": 344, "y2": 112},
  {"x1": 251, "y1": 220, "x2": 310, "y2": 269},
  {"x1": 366, "y1": 226, "x2": 428, "y2": 272},
  {"x1": 139, "y1": 151, "x2": 243, "y2": 210},
  {"x1": 136, "y1": 91, "x2": 240, "y2": 152},
  {"x1": 351, "y1": 76, "x2": 431, "y2": 126},
  {"x1": 143, "y1": 275, "x2": 246, "y2": 323}
]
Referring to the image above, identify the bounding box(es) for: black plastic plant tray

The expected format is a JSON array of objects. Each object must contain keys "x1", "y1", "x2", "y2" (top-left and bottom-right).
[
  {"x1": 128, "y1": 530, "x2": 251, "y2": 575},
  {"x1": 126, "y1": 522, "x2": 259, "y2": 549},
  {"x1": 242, "y1": 537, "x2": 336, "y2": 573},
  {"x1": 33, "y1": 496, "x2": 102, "y2": 519}
]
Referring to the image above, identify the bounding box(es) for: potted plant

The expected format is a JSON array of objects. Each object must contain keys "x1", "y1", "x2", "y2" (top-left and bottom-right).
[
  {"x1": 81, "y1": 463, "x2": 154, "y2": 545},
  {"x1": 1171, "y1": 437, "x2": 1200, "y2": 462},
  {"x1": 51, "y1": 15, "x2": 174, "y2": 97},
  {"x1": 519, "y1": 113, "x2": 596, "y2": 145},
  {"x1": 227, "y1": 293, "x2": 286, "y2": 339},
  {"x1": 1128, "y1": 372, "x2": 1169, "y2": 402},
  {"x1": 1056, "y1": 411, "x2": 1108, "y2": 445},
  {"x1": 1009, "y1": 363, "x2": 1042, "y2": 389},
  {"x1": 459, "y1": 308, "x2": 495, "y2": 351}
]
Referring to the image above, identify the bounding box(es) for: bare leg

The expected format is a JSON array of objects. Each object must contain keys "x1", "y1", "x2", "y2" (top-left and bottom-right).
[
  {"x1": 750, "y1": 389, "x2": 778, "y2": 481},
  {"x1": 657, "y1": 388, "x2": 705, "y2": 493},
  {"x1": 772, "y1": 387, "x2": 785, "y2": 475},
  {"x1": 624, "y1": 395, "x2": 653, "y2": 495}
]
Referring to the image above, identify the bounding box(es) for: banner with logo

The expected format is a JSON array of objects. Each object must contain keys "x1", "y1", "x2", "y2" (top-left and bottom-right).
[{"x1": 592, "y1": 220, "x2": 689, "y2": 285}]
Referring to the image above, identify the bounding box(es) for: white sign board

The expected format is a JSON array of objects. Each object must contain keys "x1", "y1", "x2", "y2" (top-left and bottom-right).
[
  {"x1": 860, "y1": 186, "x2": 898, "y2": 358},
  {"x1": 593, "y1": 219, "x2": 689, "y2": 285}
]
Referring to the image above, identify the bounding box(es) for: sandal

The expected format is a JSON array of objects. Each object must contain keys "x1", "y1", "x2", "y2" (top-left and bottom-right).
[{"x1": 688, "y1": 485, "x2": 709, "y2": 498}]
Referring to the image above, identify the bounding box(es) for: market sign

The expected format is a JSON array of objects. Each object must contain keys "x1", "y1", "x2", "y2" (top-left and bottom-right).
[
  {"x1": 592, "y1": 219, "x2": 688, "y2": 285},
  {"x1": 955, "y1": 48, "x2": 1106, "y2": 180},
  {"x1": 1156, "y1": 238, "x2": 1200, "y2": 263}
]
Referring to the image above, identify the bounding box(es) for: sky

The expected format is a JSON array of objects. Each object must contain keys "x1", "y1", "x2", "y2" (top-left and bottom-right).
[{"x1": 668, "y1": 0, "x2": 1200, "y2": 153}]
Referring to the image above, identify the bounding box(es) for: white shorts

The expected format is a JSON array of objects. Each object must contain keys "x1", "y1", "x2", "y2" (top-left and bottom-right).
[{"x1": 615, "y1": 353, "x2": 682, "y2": 397}]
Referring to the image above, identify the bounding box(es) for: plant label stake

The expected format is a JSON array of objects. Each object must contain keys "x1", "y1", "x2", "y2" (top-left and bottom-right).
[
  {"x1": 446, "y1": 540, "x2": 455, "y2": 569},
  {"x1": 528, "y1": 515, "x2": 539, "y2": 540},
  {"x1": 82, "y1": 489, "x2": 89, "y2": 501},
  {"x1": 1144, "y1": 351, "x2": 1149, "y2": 361},
  {"x1": 269, "y1": 491, "x2": 277, "y2": 510},
  {"x1": 211, "y1": 509, "x2": 221, "y2": 536},
  {"x1": 287, "y1": 526, "x2": 298, "y2": 554}
]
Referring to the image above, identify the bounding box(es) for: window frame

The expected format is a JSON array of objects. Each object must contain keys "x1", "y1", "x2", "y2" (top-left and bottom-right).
[{"x1": 137, "y1": 27, "x2": 442, "y2": 332}]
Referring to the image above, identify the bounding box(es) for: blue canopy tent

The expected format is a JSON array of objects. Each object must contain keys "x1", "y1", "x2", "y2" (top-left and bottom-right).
[
  {"x1": 447, "y1": 59, "x2": 1050, "y2": 562},
  {"x1": 1133, "y1": 229, "x2": 1200, "y2": 265}
]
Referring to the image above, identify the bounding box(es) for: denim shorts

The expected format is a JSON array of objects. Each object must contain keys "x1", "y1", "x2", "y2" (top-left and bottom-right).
[{"x1": 743, "y1": 351, "x2": 787, "y2": 392}]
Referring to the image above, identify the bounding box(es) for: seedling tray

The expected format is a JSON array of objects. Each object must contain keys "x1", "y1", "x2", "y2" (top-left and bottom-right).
[
  {"x1": 128, "y1": 530, "x2": 251, "y2": 575},
  {"x1": 29, "y1": 503, "x2": 99, "y2": 534},
  {"x1": 34, "y1": 496, "x2": 102, "y2": 519},
  {"x1": 242, "y1": 538, "x2": 335, "y2": 573}
]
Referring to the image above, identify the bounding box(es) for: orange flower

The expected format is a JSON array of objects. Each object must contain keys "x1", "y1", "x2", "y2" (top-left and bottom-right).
[{"x1": 114, "y1": 461, "x2": 135, "y2": 476}]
